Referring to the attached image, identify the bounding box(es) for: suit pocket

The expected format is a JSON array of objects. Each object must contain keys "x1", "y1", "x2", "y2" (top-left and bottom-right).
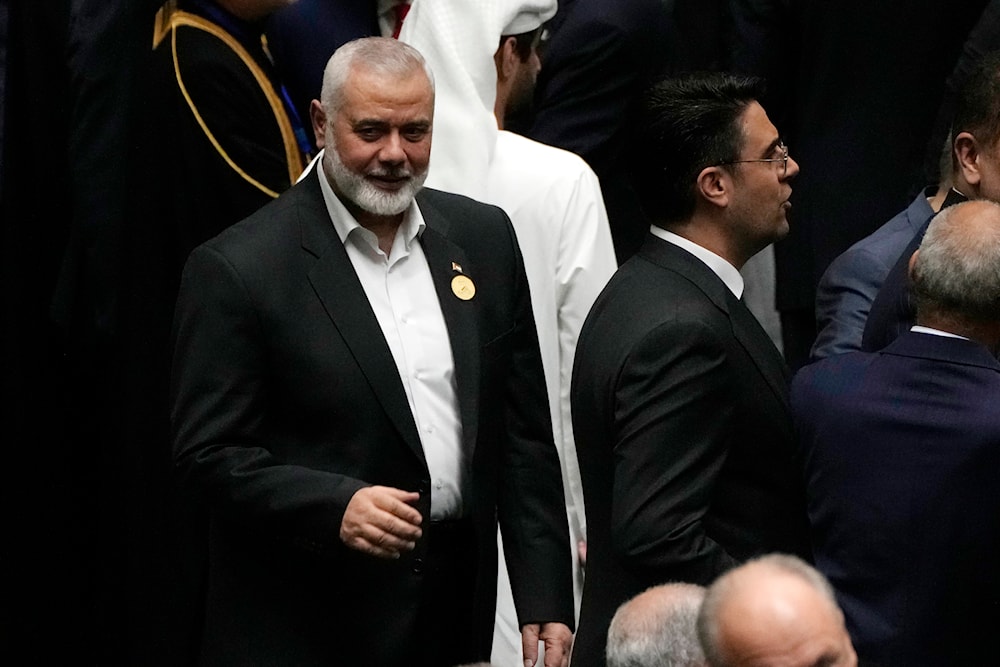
[{"x1": 481, "y1": 324, "x2": 515, "y2": 360}]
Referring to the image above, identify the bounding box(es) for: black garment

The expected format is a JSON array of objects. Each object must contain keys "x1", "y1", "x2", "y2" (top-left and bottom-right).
[
  {"x1": 770, "y1": 0, "x2": 987, "y2": 365},
  {"x1": 513, "y1": 0, "x2": 671, "y2": 263},
  {"x1": 171, "y1": 178, "x2": 574, "y2": 665},
  {"x1": 570, "y1": 234, "x2": 811, "y2": 667}
]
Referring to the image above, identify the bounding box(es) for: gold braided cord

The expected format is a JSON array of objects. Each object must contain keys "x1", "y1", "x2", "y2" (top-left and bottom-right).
[{"x1": 156, "y1": 6, "x2": 304, "y2": 197}]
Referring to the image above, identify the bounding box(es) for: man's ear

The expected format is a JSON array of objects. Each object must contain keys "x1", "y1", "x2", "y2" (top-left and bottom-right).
[
  {"x1": 495, "y1": 37, "x2": 518, "y2": 82},
  {"x1": 907, "y1": 249, "x2": 920, "y2": 283},
  {"x1": 696, "y1": 166, "x2": 730, "y2": 209},
  {"x1": 310, "y1": 99, "x2": 327, "y2": 150},
  {"x1": 955, "y1": 131, "x2": 980, "y2": 187}
]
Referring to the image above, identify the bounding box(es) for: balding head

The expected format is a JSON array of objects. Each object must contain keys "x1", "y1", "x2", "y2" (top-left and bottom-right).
[
  {"x1": 607, "y1": 583, "x2": 707, "y2": 667},
  {"x1": 319, "y1": 37, "x2": 435, "y2": 116},
  {"x1": 698, "y1": 555, "x2": 857, "y2": 667},
  {"x1": 911, "y1": 200, "x2": 1000, "y2": 334}
]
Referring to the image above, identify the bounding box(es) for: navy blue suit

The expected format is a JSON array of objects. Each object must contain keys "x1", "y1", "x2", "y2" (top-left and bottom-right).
[
  {"x1": 811, "y1": 190, "x2": 934, "y2": 360},
  {"x1": 793, "y1": 332, "x2": 1000, "y2": 666},
  {"x1": 264, "y1": 0, "x2": 379, "y2": 146}
]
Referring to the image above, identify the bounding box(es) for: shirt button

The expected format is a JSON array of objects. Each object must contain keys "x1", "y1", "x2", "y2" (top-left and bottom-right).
[
  {"x1": 434, "y1": 480, "x2": 443, "y2": 490},
  {"x1": 411, "y1": 558, "x2": 424, "y2": 574}
]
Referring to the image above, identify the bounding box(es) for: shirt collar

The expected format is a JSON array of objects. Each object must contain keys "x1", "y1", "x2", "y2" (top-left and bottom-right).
[
  {"x1": 910, "y1": 325, "x2": 969, "y2": 340},
  {"x1": 650, "y1": 226, "x2": 745, "y2": 298},
  {"x1": 315, "y1": 154, "x2": 425, "y2": 250}
]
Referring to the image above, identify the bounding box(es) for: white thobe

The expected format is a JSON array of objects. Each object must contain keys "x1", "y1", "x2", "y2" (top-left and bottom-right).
[{"x1": 487, "y1": 130, "x2": 617, "y2": 666}]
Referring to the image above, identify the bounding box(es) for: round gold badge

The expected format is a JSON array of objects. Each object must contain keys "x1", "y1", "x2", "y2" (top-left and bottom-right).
[{"x1": 451, "y1": 275, "x2": 476, "y2": 301}]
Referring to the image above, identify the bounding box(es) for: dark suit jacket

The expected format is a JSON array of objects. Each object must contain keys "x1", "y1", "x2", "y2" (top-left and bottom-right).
[
  {"x1": 811, "y1": 190, "x2": 934, "y2": 360},
  {"x1": 570, "y1": 234, "x2": 811, "y2": 666},
  {"x1": 265, "y1": 0, "x2": 379, "y2": 146},
  {"x1": 170, "y1": 175, "x2": 573, "y2": 665},
  {"x1": 517, "y1": 0, "x2": 671, "y2": 262},
  {"x1": 792, "y1": 332, "x2": 1000, "y2": 666}
]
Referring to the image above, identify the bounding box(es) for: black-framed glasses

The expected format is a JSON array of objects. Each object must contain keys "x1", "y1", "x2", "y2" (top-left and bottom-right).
[{"x1": 716, "y1": 141, "x2": 789, "y2": 176}]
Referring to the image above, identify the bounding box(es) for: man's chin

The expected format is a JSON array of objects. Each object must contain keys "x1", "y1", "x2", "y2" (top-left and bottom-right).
[{"x1": 773, "y1": 218, "x2": 791, "y2": 241}]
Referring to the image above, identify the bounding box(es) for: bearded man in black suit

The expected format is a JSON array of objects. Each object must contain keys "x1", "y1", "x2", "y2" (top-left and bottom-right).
[
  {"x1": 170, "y1": 37, "x2": 573, "y2": 667},
  {"x1": 570, "y1": 73, "x2": 812, "y2": 666}
]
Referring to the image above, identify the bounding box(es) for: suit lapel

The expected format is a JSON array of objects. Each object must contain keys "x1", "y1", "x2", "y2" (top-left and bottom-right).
[
  {"x1": 725, "y1": 290, "x2": 791, "y2": 407},
  {"x1": 641, "y1": 234, "x2": 790, "y2": 409},
  {"x1": 417, "y1": 194, "x2": 481, "y2": 460},
  {"x1": 297, "y1": 176, "x2": 426, "y2": 465}
]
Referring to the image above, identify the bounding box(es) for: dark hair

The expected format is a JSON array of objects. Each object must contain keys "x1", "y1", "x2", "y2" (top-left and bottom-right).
[
  {"x1": 629, "y1": 73, "x2": 765, "y2": 226},
  {"x1": 953, "y1": 50, "x2": 1000, "y2": 149},
  {"x1": 498, "y1": 27, "x2": 542, "y2": 63}
]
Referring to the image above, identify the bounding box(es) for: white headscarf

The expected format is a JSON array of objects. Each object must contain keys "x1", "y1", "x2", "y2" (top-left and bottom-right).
[{"x1": 398, "y1": 0, "x2": 557, "y2": 200}]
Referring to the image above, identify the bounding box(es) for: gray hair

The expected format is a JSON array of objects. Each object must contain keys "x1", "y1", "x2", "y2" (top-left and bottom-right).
[
  {"x1": 606, "y1": 583, "x2": 707, "y2": 667},
  {"x1": 320, "y1": 37, "x2": 436, "y2": 114},
  {"x1": 697, "y1": 554, "x2": 839, "y2": 667},
  {"x1": 912, "y1": 200, "x2": 1000, "y2": 323}
]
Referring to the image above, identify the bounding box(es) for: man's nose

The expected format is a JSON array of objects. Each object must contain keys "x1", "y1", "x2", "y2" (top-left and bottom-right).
[
  {"x1": 378, "y1": 132, "x2": 406, "y2": 164},
  {"x1": 785, "y1": 155, "x2": 801, "y2": 180}
]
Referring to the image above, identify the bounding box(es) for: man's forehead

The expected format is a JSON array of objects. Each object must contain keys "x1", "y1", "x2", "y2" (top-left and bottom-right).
[
  {"x1": 334, "y1": 66, "x2": 432, "y2": 119},
  {"x1": 740, "y1": 102, "x2": 780, "y2": 148},
  {"x1": 346, "y1": 62, "x2": 432, "y2": 93}
]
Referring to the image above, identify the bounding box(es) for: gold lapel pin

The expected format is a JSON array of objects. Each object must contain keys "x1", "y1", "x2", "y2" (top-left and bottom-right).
[
  {"x1": 450, "y1": 261, "x2": 474, "y2": 300},
  {"x1": 451, "y1": 274, "x2": 476, "y2": 301}
]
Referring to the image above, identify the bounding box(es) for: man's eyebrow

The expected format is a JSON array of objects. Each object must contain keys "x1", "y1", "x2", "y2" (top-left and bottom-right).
[
  {"x1": 763, "y1": 137, "x2": 782, "y2": 156},
  {"x1": 352, "y1": 118, "x2": 389, "y2": 129}
]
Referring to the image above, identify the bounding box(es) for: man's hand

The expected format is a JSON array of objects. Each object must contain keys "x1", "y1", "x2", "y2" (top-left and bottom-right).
[
  {"x1": 522, "y1": 622, "x2": 573, "y2": 667},
  {"x1": 339, "y1": 486, "x2": 422, "y2": 559}
]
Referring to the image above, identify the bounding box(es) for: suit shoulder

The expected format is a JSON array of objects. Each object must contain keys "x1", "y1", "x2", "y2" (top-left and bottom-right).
[
  {"x1": 584, "y1": 256, "x2": 726, "y2": 344},
  {"x1": 200, "y1": 183, "x2": 302, "y2": 256}
]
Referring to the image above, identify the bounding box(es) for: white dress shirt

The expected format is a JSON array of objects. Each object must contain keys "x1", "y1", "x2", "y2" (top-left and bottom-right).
[{"x1": 317, "y1": 166, "x2": 465, "y2": 520}]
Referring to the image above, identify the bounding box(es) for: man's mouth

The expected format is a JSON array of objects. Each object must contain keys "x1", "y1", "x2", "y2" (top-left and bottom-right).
[{"x1": 367, "y1": 171, "x2": 411, "y2": 190}]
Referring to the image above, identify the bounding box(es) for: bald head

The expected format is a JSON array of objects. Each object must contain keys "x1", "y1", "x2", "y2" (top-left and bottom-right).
[
  {"x1": 911, "y1": 200, "x2": 1000, "y2": 332},
  {"x1": 698, "y1": 555, "x2": 857, "y2": 667},
  {"x1": 607, "y1": 583, "x2": 707, "y2": 667}
]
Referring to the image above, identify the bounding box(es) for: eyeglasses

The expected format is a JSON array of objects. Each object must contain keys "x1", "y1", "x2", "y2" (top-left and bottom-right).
[{"x1": 716, "y1": 141, "x2": 789, "y2": 177}]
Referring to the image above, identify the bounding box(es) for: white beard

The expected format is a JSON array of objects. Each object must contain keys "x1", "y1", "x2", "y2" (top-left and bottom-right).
[{"x1": 323, "y1": 141, "x2": 427, "y2": 217}]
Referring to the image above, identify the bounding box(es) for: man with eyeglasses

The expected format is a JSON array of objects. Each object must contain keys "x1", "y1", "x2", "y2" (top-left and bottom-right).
[{"x1": 570, "y1": 73, "x2": 812, "y2": 667}]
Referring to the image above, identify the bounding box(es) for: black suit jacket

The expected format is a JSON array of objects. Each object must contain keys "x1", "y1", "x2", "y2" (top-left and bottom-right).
[
  {"x1": 793, "y1": 332, "x2": 1000, "y2": 665},
  {"x1": 518, "y1": 0, "x2": 671, "y2": 262},
  {"x1": 170, "y1": 174, "x2": 573, "y2": 665},
  {"x1": 570, "y1": 234, "x2": 811, "y2": 666}
]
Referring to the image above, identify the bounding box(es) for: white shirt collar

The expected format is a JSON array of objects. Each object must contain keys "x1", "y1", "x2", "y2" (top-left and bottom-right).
[
  {"x1": 649, "y1": 225, "x2": 745, "y2": 299},
  {"x1": 315, "y1": 157, "x2": 425, "y2": 252},
  {"x1": 910, "y1": 325, "x2": 969, "y2": 340}
]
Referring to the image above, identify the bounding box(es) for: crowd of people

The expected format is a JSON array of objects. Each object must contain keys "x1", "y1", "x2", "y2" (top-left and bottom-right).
[{"x1": 4, "y1": 1, "x2": 1000, "y2": 666}]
